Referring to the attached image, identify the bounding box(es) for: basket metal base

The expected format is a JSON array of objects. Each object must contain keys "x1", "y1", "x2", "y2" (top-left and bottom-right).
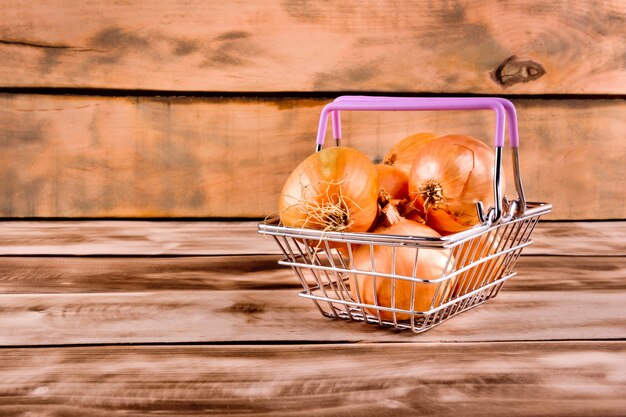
[{"x1": 301, "y1": 272, "x2": 513, "y2": 333}]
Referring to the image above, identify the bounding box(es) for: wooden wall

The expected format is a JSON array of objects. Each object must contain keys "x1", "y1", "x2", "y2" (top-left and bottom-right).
[{"x1": 1, "y1": 0, "x2": 625, "y2": 219}]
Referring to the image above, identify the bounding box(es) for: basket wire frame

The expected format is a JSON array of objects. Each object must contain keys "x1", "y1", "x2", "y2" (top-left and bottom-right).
[{"x1": 261, "y1": 205, "x2": 546, "y2": 333}]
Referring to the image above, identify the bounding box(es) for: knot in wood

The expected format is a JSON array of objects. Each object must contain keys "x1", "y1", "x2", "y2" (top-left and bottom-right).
[
  {"x1": 492, "y1": 55, "x2": 546, "y2": 87},
  {"x1": 222, "y1": 302, "x2": 265, "y2": 315}
]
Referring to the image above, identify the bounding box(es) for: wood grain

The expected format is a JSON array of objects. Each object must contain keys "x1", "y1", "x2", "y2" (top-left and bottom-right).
[
  {"x1": 1, "y1": 220, "x2": 623, "y2": 256},
  {"x1": 0, "y1": 1, "x2": 624, "y2": 93},
  {"x1": 1, "y1": 95, "x2": 624, "y2": 219},
  {"x1": 0, "y1": 255, "x2": 624, "y2": 294},
  {"x1": 0, "y1": 220, "x2": 280, "y2": 255},
  {"x1": 526, "y1": 221, "x2": 626, "y2": 256},
  {"x1": 0, "y1": 342, "x2": 624, "y2": 416},
  {"x1": 0, "y1": 289, "x2": 624, "y2": 345},
  {"x1": 0, "y1": 255, "x2": 293, "y2": 293}
]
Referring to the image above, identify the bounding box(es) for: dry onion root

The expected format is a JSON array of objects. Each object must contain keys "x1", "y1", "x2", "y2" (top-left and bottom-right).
[
  {"x1": 283, "y1": 180, "x2": 356, "y2": 232},
  {"x1": 279, "y1": 147, "x2": 379, "y2": 234},
  {"x1": 408, "y1": 134, "x2": 500, "y2": 235},
  {"x1": 373, "y1": 163, "x2": 410, "y2": 230}
]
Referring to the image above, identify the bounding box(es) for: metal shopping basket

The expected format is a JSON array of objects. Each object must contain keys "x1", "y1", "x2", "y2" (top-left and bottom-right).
[{"x1": 259, "y1": 96, "x2": 551, "y2": 333}]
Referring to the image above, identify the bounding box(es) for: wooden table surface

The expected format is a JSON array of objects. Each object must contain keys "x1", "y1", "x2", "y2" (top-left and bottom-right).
[{"x1": 0, "y1": 220, "x2": 624, "y2": 416}]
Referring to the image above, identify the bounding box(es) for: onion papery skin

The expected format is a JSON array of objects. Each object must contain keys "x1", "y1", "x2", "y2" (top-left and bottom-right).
[
  {"x1": 279, "y1": 147, "x2": 379, "y2": 233},
  {"x1": 451, "y1": 231, "x2": 505, "y2": 298},
  {"x1": 408, "y1": 134, "x2": 499, "y2": 235},
  {"x1": 383, "y1": 132, "x2": 438, "y2": 175},
  {"x1": 349, "y1": 220, "x2": 454, "y2": 321},
  {"x1": 375, "y1": 164, "x2": 409, "y2": 200},
  {"x1": 402, "y1": 205, "x2": 426, "y2": 224}
]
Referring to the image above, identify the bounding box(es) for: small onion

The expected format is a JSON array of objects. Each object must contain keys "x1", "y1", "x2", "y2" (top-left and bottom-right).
[
  {"x1": 279, "y1": 147, "x2": 379, "y2": 233},
  {"x1": 375, "y1": 164, "x2": 409, "y2": 200},
  {"x1": 349, "y1": 220, "x2": 455, "y2": 321},
  {"x1": 383, "y1": 132, "x2": 438, "y2": 175},
  {"x1": 408, "y1": 134, "x2": 500, "y2": 235}
]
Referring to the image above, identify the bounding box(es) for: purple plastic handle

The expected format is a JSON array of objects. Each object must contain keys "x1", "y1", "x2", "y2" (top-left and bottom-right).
[
  {"x1": 331, "y1": 96, "x2": 519, "y2": 148},
  {"x1": 316, "y1": 96, "x2": 519, "y2": 149}
]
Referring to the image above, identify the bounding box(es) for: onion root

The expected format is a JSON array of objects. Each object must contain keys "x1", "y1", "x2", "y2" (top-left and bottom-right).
[{"x1": 281, "y1": 179, "x2": 363, "y2": 232}]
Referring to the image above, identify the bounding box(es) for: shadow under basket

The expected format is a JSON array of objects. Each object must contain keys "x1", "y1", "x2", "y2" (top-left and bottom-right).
[{"x1": 259, "y1": 202, "x2": 551, "y2": 333}]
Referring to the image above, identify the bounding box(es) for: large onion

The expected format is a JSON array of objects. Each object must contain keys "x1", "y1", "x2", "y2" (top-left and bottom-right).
[
  {"x1": 383, "y1": 132, "x2": 438, "y2": 175},
  {"x1": 349, "y1": 220, "x2": 455, "y2": 320},
  {"x1": 279, "y1": 147, "x2": 379, "y2": 233},
  {"x1": 408, "y1": 134, "x2": 499, "y2": 235}
]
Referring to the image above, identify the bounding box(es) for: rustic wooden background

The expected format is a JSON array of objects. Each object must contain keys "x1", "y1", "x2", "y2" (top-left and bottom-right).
[
  {"x1": 0, "y1": 0, "x2": 625, "y2": 415},
  {"x1": 0, "y1": 0, "x2": 624, "y2": 219}
]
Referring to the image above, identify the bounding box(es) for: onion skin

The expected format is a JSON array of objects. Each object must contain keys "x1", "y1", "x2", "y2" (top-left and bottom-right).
[
  {"x1": 383, "y1": 132, "x2": 438, "y2": 175},
  {"x1": 349, "y1": 220, "x2": 454, "y2": 320},
  {"x1": 375, "y1": 164, "x2": 409, "y2": 200},
  {"x1": 279, "y1": 147, "x2": 379, "y2": 233},
  {"x1": 403, "y1": 204, "x2": 426, "y2": 224},
  {"x1": 408, "y1": 134, "x2": 499, "y2": 235}
]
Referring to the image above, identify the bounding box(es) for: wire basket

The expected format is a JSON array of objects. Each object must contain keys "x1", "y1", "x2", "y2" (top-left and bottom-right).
[{"x1": 259, "y1": 96, "x2": 552, "y2": 333}]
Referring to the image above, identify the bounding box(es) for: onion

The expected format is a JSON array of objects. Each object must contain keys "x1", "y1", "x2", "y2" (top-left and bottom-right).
[
  {"x1": 408, "y1": 134, "x2": 499, "y2": 235},
  {"x1": 375, "y1": 164, "x2": 408, "y2": 200},
  {"x1": 383, "y1": 132, "x2": 438, "y2": 175},
  {"x1": 279, "y1": 147, "x2": 379, "y2": 233},
  {"x1": 371, "y1": 165, "x2": 409, "y2": 231},
  {"x1": 349, "y1": 219, "x2": 455, "y2": 320},
  {"x1": 451, "y1": 231, "x2": 505, "y2": 298}
]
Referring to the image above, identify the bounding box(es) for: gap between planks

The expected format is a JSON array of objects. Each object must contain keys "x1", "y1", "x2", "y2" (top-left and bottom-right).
[{"x1": 2, "y1": 88, "x2": 626, "y2": 100}]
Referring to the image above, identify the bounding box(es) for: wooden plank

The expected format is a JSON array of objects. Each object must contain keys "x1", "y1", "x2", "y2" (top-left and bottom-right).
[
  {"x1": 0, "y1": 220, "x2": 623, "y2": 256},
  {"x1": 0, "y1": 342, "x2": 624, "y2": 416},
  {"x1": 0, "y1": 220, "x2": 280, "y2": 256},
  {"x1": 0, "y1": 255, "x2": 293, "y2": 293},
  {"x1": 0, "y1": 255, "x2": 624, "y2": 294},
  {"x1": 0, "y1": 95, "x2": 624, "y2": 219},
  {"x1": 526, "y1": 221, "x2": 626, "y2": 256},
  {"x1": 0, "y1": 1, "x2": 624, "y2": 93},
  {"x1": 0, "y1": 289, "x2": 624, "y2": 345}
]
